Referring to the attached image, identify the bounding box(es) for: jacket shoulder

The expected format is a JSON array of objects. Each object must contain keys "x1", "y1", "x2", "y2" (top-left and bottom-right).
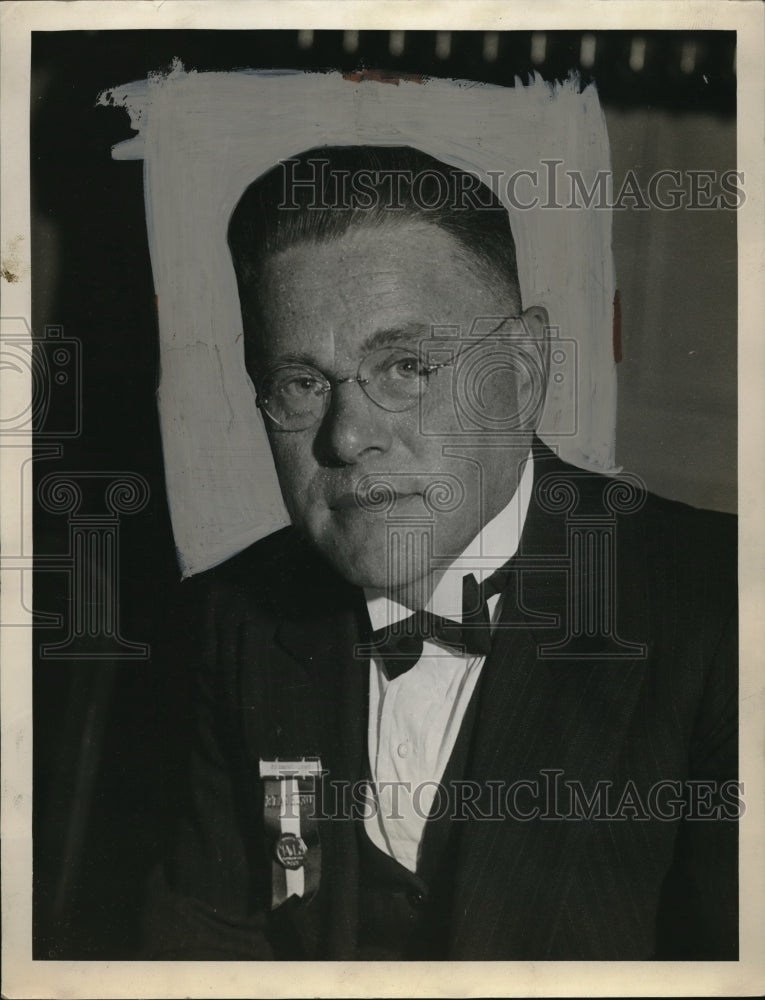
[
  {"x1": 178, "y1": 525, "x2": 356, "y2": 624},
  {"x1": 531, "y1": 446, "x2": 736, "y2": 596},
  {"x1": 624, "y1": 488, "x2": 736, "y2": 576}
]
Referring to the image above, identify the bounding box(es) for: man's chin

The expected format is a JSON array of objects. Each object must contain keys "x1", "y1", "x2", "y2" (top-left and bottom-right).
[
  {"x1": 315, "y1": 541, "x2": 429, "y2": 592},
  {"x1": 323, "y1": 552, "x2": 395, "y2": 590},
  {"x1": 302, "y1": 511, "x2": 444, "y2": 590}
]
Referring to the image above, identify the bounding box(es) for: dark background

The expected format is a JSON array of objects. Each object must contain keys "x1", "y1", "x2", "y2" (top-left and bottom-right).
[{"x1": 31, "y1": 29, "x2": 737, "y2": 958}]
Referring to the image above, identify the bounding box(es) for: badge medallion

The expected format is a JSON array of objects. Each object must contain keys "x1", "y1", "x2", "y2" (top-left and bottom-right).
[
  {"x1": 274, "y1": 832, "x2": 307, "y2": 870},
  {"x1": 259, "y1": 757, "x2": 323, "y2": 908}
]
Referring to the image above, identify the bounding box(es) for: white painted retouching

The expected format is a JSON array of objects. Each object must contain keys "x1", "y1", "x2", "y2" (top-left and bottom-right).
[{"x1": 100, "y1": 66, "x2": 617, "y2": 576}]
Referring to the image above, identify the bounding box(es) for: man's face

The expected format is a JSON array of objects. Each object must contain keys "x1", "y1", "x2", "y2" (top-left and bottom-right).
[{"x1": 249, "y1": 220, "x2": 547, "y2": 593}]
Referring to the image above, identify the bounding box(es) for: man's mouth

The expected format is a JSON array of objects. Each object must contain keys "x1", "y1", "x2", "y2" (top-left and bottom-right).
[{"x1": 329, "y1": 490, "x2": 422, "y2": 511}]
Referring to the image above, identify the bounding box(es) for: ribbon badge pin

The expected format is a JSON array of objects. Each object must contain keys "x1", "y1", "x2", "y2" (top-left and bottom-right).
[{"x1": 259, "y1": 757, "x2": 323, "y2": 908}]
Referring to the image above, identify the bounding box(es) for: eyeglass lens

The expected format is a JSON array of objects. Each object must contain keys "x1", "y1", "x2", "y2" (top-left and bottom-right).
[{"x1": 260, "y1": 346, "x2": 435, "y2": 429}]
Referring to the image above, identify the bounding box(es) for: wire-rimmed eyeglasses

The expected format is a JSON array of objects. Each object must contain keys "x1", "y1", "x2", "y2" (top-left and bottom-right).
[{"x1": 255, "y1": 316, "x2": 524, "y2": 432}]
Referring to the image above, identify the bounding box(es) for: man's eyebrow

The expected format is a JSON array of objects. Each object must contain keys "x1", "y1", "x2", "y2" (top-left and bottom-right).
[
  {"x1": 263, "y1": 324, "x2": 447, "y2": 374},
  {"x1": 358, "y1": 324, "x2": 434, "y2": 355},
  {"x1": 263, "y1": 351, "x2": 320, "y2": 370}
]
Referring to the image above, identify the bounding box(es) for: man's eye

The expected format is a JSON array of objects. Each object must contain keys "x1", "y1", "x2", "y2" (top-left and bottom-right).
[
  {"x1": 388, "y1": 356, "x2": 426, "y2": 379},
  {"x1": 279, "y1": 375, "x2": 323, "y2": 397}
]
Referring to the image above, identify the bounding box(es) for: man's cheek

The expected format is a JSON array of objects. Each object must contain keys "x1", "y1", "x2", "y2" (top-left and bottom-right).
[
  {"x1": 271, "y1": 437, "x2": 309, "y2": 490},
  {"x1": 416, "y1": 390, "x2": 460, "y2": 438}
]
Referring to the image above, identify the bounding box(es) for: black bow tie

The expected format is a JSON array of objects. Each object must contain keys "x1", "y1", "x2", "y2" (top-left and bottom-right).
[{"x1": 369, "y1": 567, "x2": 510, "y2": 680}]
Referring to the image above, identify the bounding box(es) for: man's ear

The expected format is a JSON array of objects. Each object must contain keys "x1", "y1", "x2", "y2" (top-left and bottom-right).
[
  {"x1": 521, "y1": 304, "x2": 550, "y2": 346},
  {"x1": 518, "y1": 304, "x2": 550, "y2": 427}
]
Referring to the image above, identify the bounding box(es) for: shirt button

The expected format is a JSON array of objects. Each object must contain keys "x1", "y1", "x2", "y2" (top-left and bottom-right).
[
  {"x1": 407, "y1": 889, "x2": 425, "y2": 908},
  {"x1": 396, "y1": 741, "x2": 409, "y2": 758}
]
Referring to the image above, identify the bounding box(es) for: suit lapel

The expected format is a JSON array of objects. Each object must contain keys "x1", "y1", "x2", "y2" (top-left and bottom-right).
[
  {"x1": 450, "y1": 445, "x2": 649, "y2": 959},
  {"x1": 270, "y1": 582, "x2": 370, "y2": 791},
  {"x1": 251, "y1": 545, "x2": 369, "y2": 960}
]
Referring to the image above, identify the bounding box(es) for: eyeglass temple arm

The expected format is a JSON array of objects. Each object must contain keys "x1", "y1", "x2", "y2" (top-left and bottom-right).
[{"x1": 425, "y1": 315, "x2": 525, "y2": 373}]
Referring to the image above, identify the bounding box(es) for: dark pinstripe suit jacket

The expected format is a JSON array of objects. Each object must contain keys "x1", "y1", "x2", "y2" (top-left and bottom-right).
[{"x1": 145, "y1": 444, "x2": 738, "y2": 960}]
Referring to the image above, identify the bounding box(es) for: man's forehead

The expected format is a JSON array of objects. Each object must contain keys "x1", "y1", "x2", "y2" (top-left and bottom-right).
[
  {"x1": 259, "y1": 218, "x2": 511, "y2": 305},
  {"x1": 253, "y1": 222, "x2": 514, "y2": 362}
]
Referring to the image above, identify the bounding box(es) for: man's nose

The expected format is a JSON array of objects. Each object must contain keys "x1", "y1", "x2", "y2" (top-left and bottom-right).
[{"x1": 316, "y1": 380, "x2": 393, "y2": 465}]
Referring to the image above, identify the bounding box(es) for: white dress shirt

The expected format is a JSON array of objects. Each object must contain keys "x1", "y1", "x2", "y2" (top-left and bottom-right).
[{"x1": 363, "y1": 453, "x2": 534, "y2": 872}]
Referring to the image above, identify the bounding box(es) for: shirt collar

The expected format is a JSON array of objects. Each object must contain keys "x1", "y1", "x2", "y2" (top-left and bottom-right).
[{"x1": 365, "y1": 450, "x2": 534, "y2": 630}]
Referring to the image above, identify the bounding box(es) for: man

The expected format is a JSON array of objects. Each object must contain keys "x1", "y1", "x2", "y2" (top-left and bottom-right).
[{"x1": 144, "y1": 146, "x2": 738, "y2": 961}]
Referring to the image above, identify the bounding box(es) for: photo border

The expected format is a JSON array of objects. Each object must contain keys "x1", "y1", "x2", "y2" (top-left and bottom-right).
[{"x1": 2, "y1": 2, "x2": 763, "y2": 997}]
